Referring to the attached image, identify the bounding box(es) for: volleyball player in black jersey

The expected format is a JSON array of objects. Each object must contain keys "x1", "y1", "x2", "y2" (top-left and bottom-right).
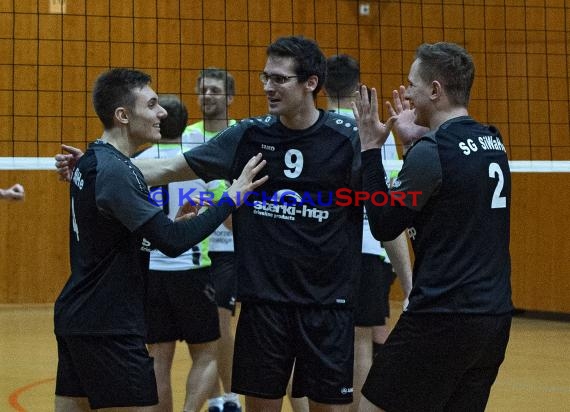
[
  {"x1": 178, "y1": 36, "x2": 363, "y2": 412},
  {"x1": 53, "y1": 68, "x2": 267, "y2": 411},
  {"x1": 353, "y1": 42, "x2": 513, "y2": 412}
]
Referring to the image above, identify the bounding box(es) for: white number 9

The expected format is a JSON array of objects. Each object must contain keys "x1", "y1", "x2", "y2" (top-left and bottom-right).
[{"x1": 284, "y1": 149, "x2": 303, "y2": 178}]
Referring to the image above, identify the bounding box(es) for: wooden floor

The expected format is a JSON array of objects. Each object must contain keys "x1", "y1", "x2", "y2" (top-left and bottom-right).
[{"x1": 1, "y1": 304, "x2": 570, "y2": 411}]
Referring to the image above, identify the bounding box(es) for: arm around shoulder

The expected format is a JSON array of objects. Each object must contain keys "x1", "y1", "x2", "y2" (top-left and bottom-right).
[{"x1": 133, "y1": 153, "x2": 198, "y2": 186}]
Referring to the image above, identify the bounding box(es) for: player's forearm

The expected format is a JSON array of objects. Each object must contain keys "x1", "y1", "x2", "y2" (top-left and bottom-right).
[
  {"x1": 362, "y1": 149, "x2": 415, "y2": 240},
  {"x1": 139, "y1": 202, "x2": 235, "y2": 258},
  {"x1": 383, "y1": 232, "x2": 413, "y2": 298},
  {"x1": 133, "y1": 154, "x2": 197, "y2": 186}
]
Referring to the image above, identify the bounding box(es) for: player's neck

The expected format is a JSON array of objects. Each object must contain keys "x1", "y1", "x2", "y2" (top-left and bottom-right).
[
  {"x1": 99, "y1": 129, "x2": 142, "y2": 157},
  {"x1": 280, "y1": 106, "x2": 320, "y2": 130},
  {"x1": 430, "y1": 107, "x2": 469, "y2": 130}
]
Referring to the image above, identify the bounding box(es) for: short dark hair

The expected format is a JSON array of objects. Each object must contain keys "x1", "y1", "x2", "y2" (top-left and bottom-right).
[
  {"x1": 196, "y1": 67, "x2": 235, "y2": 97},
  {"x1": 324, "y1": 54, "x2": 360, "y2": 99},
  {"x1": 267, "y1": 36, "x2": 327, "y2": 97},
  {"x1": 158, "y1": 95, "x2": 188, "y2": 140},
  {"x1": 92, "y1": 68, "x2": 151, "y2": 130},
  {"x1": 415, "y1": 42, "x2": 474, "y2": 107}
]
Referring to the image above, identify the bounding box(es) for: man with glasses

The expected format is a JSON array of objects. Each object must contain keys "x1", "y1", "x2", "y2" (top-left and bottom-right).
[{"x1": 55, "y1": 36, "x2": 361, "y2": 412}]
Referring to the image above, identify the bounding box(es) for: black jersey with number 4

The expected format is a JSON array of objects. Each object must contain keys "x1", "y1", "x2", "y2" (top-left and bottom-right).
[
  {"x1": 185, "y1": 110, "x2": 363, "y2": 307},
  {"x1": 54, "y1": 141, "x2": 162, "y2": 336},
  {"x1": 55, "y1": 141, "x2": 238, "y2": 336}
]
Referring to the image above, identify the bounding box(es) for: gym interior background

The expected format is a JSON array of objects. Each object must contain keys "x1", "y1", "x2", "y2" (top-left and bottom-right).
[{"x1": 0, "y1": 0, "x2": 569, "y2": 314}]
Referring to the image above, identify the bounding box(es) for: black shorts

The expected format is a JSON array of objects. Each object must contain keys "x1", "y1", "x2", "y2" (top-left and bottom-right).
[
  {"x1": 354, "y1": 254, "x2": 396, "y2": 327},
  {"x1": 145, "y1": 267, "x2": 220, "y2": 344},
  {"x1": 362, "y1": 312, "x2": 512, "y2": 412},
  {"x1": 209, "y1": 251, "x2": 237, "y2": 313},
  {"x1": 232, "y1": 302, "x2": 354, "y2": 404},
  {"x1": 55, "y1": 334, "x2": 158, "y2": 409}
]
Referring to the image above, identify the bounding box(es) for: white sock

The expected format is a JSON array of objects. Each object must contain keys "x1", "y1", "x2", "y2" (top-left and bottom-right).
[
  {"x1": 223, "y1": 392, "x2": 240, "y2": 405},
  {"x1": 208, "y1": 396, "x2": 224, "y2": 410}
]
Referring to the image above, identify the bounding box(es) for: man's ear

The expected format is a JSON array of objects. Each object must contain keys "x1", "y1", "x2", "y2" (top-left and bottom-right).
[
  {"x1": 306, "y1": 75, "x2": 319, "y2": 93},
  {"x1": 431, "y1": 80, "x2": 443, "y2": 101},
  {"x1": 115, "y1": 107, "x2": 129, "y2": 125},
  {"x1": 226, "y1": 95, "x2": 234, "y2": 106}
]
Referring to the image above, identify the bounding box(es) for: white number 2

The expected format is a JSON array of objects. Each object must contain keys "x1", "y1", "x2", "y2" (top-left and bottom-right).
[
  {"x1": 488, "y1": 162, "x2": 506, "y2": 209},
  {"x1": 284, "y1": 149, "x2": 303, "y2": 178}
]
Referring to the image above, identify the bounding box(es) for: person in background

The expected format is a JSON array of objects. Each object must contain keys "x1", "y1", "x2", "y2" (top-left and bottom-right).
[
  {"x1": 323, "y1": 54, "x2": 412, "y2": 412},
  {"x1": 0, "y1": 183, "x2": 25, "y2": 200},
  {"x1": 353, "y1": 41, "x2": 512, "y2": 412},
  {"x1": 182, "y1": 68, "x2": 241, "y2": 412}
]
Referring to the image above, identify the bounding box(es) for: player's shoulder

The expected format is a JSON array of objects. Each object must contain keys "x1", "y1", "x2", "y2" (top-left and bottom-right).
[
  {"x1": 323, "y1": 111, "x2": 358, "y2": 130},
  {"x1": 239, "y1": 114, "x2": 279, "y2": 129},
  {"x1": 323, "y1": 110, "x2": 359, "y2": 138},
  {"x1": 86, "y1": 140, "x2": 125, "y2": 166},
  {"x1": 87, "y1": 142, "x2": 138, "y2": 179},
  {"x1": 438, "y1": 115, "x2": 484, "y2": 135},
  {"x1": 209, "y1": 115, "x2": 278, "y2": 141}
]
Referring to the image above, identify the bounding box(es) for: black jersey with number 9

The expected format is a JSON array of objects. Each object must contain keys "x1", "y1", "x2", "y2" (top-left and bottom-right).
[{"x1": 185, "y1": 111, "x2": 363, "y2": 307}]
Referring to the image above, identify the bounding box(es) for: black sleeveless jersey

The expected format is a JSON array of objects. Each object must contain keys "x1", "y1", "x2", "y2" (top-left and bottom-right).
[
  {"x1": 185, "y1": 110, "x2": 363, "y2": 306},
  {"x1": 364, "y1": 116, "x2": 513, "y2": 314}
]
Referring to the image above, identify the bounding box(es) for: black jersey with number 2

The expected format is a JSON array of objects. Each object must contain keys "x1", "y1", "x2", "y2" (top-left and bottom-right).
[{"x1": 364, "y1": 116, "x2": 512, "y2": 314}]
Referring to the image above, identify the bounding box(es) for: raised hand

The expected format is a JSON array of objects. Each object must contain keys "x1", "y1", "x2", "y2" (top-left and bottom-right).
[
  {"x1": 386, "y1": 85, "x2": 429, "y2": 148},
  {"x1": 351, "y1": 85, "x2": 394, "y2": 151},
  {"x1": 226, "y1": 153, "x2": 268, "y2": 207},
  {"x1": 54, "y1": 144, "x2": 84, "y2": 182}
]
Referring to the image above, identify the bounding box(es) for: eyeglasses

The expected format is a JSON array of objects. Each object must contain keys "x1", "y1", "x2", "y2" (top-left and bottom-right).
[{"x1": 259, "y1": 72, "x2": 299, "y2": 85}]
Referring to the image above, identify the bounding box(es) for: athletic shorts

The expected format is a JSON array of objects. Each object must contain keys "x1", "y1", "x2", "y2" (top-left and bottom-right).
[
  {"x1": 362, "y1": 312, "x2": 512, "y2": 412},
  {"x1": 209, "y1": 251, "x2": 237, "y2": 313},
  {"x1": 354, "y1": 254, "x2": 396, "y2": 327},
  {"x1": 55, "y1": 334, "x2": 158, "y2": 409},
  {"x1": 232, "y1": 302, "x2": 354, "y2": 404},
  {"x1": 145, "y1": 267, "x2": 220, "y2": 344}
]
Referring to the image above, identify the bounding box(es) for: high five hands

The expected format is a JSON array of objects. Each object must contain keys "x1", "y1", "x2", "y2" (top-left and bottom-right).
[
  {"x1": 352, "y1": 85, "x2": 428, "y2": 151},
  {"x1": 386, "y1": 85, "x2": 429, "y2": 148},
  {"x1": 351, "y1": 85, "x2": 395, "y2": 151}
]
